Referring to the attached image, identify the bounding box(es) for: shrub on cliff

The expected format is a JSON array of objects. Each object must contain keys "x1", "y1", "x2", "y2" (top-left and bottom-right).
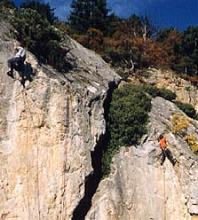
[
  {"x1": 142, "y1": 84, "x2": 176, "y2": 101},
  {"x1": 21, "y1": 0, "x2": 57, "y2": 24},
  {"x1": 184, "y1": 134, "x2": 198, "y2": 154},
  {"x1": 175, "y1": 101, "x2": 197, "y2": 119},
  {"x1": 0, "y1": 0, "x2": 15, "y2": 8},
  {"x1": 12, "y1": 8, "x2": 70, "y2": 72},
  {"x1": 102, "y1": 85, "x2": 152, "y2": 176}
]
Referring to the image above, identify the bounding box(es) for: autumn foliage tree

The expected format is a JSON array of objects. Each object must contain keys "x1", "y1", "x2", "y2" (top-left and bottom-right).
[
  {"x1": 157, "y1": 29, "x2": 182, "y2": 66},
  {"x1": 61, "y1": 0, "x2": 198, "y2": 78}
]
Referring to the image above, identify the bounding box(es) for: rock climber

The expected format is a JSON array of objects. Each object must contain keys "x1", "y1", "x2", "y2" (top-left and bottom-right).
[
  {"x1": 158, "y1": 133, "x2": 177, "y2": 166},
  {"x1": 7, "y1": 42, "x2": 26, "y2": 78}
]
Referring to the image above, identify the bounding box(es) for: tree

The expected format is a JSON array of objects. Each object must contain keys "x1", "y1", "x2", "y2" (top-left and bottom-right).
[
  {"x1": 0, "y1": 0, "x2": 15, "y2": 8},
  {"x1": 69, "y1": 0, "x2": 109, "y2": 33},
  {"x1": 12, "y1": 8, "x2": 70, "y2": 72},
  {"x1": 171, "y1": 26, "x2": 198, "y2": 75},
  {"x1": 109, "y1": 15, "x2": 153, "y2": 40},
  {"x1": 105, "y1": 13, "x2": 121, "y2": 36},
  {"x1": 141, "y1": 16, "x2": 155, "y2": 40},
  {"x1": 180, "y1": 26, "x2": 198, "y2": 75},
  {"x1": 157, "y1": 28, "x2": 175, "y2": 42},
  {"x1": 21, "y1": 0, "x2": 57, "y2": 24},
  {"x1": 156, "y1": 28, "x2": 182, "y2": 66}
]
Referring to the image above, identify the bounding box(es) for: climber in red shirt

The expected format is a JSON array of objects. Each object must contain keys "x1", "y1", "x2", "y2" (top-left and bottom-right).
[{"x1": 158, "y1": 134, "x2": 177, "y2": 166}]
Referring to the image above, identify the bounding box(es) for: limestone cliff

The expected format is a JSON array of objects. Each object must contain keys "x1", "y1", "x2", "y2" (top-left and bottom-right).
[
  {"x1": 0, "y1": 21, "x2": 120, "y2": 219},
  {"x1": 87, "y1": 97, "x2": 198, "y2": 220},
  {"x1": 0, "y1": 20, "x2": 198, "y2": 220}
]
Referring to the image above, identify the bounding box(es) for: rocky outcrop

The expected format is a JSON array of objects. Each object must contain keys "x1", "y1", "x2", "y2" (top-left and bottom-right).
[
  {"x1": 87, "y1": 97, "x2": 198, "y2": 220},
  {"x1": 0, "y1": 21, "x2": 120, "y2": 219},
  {"x1": 129, "y1": 68, "x2": 198, "y2": 111},
  {"x1": 0, "y1": 20, "x2": 197, "y2": 220}
]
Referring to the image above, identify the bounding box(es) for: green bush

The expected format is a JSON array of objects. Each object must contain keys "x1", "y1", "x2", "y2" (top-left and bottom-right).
[
  {"x1": 0, "y1": 0, "x2": 15, "y2": 20},
  {"x1": 102, "y1": 85, "x2": 151, "y2": 176},
  {"x1": 12, "y1": 8, "x2": 71, "y2": 72},
  {"x1": 142, "y1": 84, "x2": 176, "y2": 101},
  {"x1": 141, "y1": 85, "x2": 198, "y2": 120},
  {"x1": 21, "y1": 0, "x2": 57, "y2": 24},
  {"x1": 175, "y1": 101, "x2": 197, "y2": 119},
  {"x1": 195, "y1": 114, "x2": 198, "y2": 120},
  {"x1": 0, "y1": 0, "x2": 15, "y2": 8},
  {"x1": 158, "y1": 88, "x2": 177, "y2": 101}
]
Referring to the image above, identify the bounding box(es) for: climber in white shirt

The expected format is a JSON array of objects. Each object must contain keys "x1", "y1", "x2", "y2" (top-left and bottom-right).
[{"x1": 7, "y1": 42, "x2": 26, "y2": 78}]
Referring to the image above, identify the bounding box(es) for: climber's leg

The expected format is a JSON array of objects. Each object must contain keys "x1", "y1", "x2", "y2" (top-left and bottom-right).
[
  {"x1": 160, "y1": 150, "x2": 166, "y2": 165},
  {"x1": 7, "y1": 57, "x2": 23, "y2": 79},
  {"x1": 166, "y1": 149, "x2": 177, "y2": 166},
  {"x1": 7, "y1": 57, "x2": 16, "y2": 77}
]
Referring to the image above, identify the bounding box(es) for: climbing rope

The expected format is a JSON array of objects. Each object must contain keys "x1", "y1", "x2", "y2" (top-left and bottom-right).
[
  {"x1": 163, "y1": 165, "x2": 166, "y2": 220},
  {"x1": 10, "y1": 80, "x2": 30, "y2": 219},
  {"x1": 60, "y1": 138, "x2": 68, "y2": 220},
  {"x1": 21, "y1": 89, "x2": 41, "y2": 220},
  {"x1": 23, "y1": 90, "x2": 31, "y2": 220}
]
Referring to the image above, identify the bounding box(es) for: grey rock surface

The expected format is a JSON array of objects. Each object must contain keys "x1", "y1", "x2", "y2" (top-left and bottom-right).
[
  {"x1": 87, "y1": 97, "x2": 198, "y2": 220},
  {"x1": 0, "y1": 21, "x2": 120, "y2": 220}
]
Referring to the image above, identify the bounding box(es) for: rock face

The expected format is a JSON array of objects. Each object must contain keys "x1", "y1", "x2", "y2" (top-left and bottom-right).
[
  {"x1": 0, "y1": 21, "x2": 120, "y2": 219},
  {"x1": 0, "y1": 20, "x2": 198, "y2": 220},
  {"x1": 129, "y1": 68, "x2": 198, "y2": 111},
  {"x1": 87, "y1": 97, "x2": 198, "y2": 220}
]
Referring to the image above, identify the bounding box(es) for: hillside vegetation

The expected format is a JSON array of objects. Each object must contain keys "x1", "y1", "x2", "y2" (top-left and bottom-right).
[{"x1": 1, "y1": 0, "x2": 198, "y2": 82}]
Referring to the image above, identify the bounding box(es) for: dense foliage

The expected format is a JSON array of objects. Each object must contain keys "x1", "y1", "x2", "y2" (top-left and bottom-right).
[
  {"x1": 177, "y1": 27, "x2": 198, "y2": 75},
  {"x1": 102, "y1": 85, "x2": 152, "y2": 176},
  {"x1": 3, "y1": 0, "x2": 198, "y2": 78},
  {"x1": 142, "y1": 84, "x2": 176, "y2": 101},
  {"x1": 68, "y1": 0, "x2": 198, "y2": 77},
  {"x1": 0, "y1": 0, "x2": 15, "y2": 19},
  {"x1": 69, "y1": 0, "x2": 109, "y2": 33},
  {"x1": 21, "y1": 0, "x2": 57, "y2": 24},
  {"x1": 0, "y1": 0, "x2": 15, "y2": 8},
  {"x1": 12, "y1": 8, "x2": 70, "y2": 72},
  {"x1": 175, "y1": 101, "x2": 198, "y2": 119}
]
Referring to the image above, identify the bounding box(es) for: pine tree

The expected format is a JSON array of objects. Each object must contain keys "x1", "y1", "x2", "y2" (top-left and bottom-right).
[
  {"x1": 21, "y1": 0, "x2": 57, "y2": 24},
  {"x1": 69, "y1": 0, "x2": 108, "y2": 33},
  {"x1": 176, "y1": 26, "x2": 198, "y2": 75}
]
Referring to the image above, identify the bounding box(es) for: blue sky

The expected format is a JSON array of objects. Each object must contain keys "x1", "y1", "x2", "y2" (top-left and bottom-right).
[{"x1": 15, "y1": 0, "x2": 198, "y2": 30}]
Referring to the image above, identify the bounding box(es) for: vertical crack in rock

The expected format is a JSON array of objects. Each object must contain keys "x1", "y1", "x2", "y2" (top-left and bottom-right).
[{"x1": 72, "y1": 81, "x2": 117, "y2": 220}]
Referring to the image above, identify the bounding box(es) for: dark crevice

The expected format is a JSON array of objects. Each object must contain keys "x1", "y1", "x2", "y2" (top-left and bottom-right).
[{"x1": 72, "y1": 81, "x2": 117, "y2": 220}]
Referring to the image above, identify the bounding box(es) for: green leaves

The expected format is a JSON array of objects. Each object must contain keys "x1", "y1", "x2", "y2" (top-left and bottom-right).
[
  {"x1": 0, "y1": 0, "x2": 15, "y2": 8},
  {"x1": 141, "y1": 84, "x2": 176, "y2": 101},
  {"x1": 175, "y1": 101, "x2": 198, "y2": 119},
  {"x1": 12, "y1": 8, "x2": 70, "y2": 72},
  {"x1": 174, "y1": 26, "x2": 198, "y2": 75},
  {"x1": 102, "y1": 85, "x2": 151, "y2": 176},
  {"x1": 21, "y1": 0, "x2": 57, "y2": 24},
  {"x1": 69, "y1": 0, "x2": 109, "y2": 33}
]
